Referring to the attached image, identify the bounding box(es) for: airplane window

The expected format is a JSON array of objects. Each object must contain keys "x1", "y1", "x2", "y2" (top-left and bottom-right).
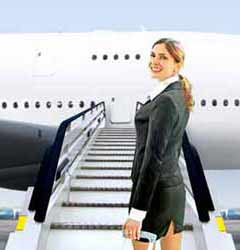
[
  {"x1": 24, "y1": 102, "x2": 29, "y2": 108},
  {"x1": 92, "y1": 54, "x2": 141, "y2": 60},
  {"x1": 68, "y1": 101, "x2": 73, "y2": 108},
  {"x1": 13, "y1": 102, "x2": 18, "y2": 108},
  {"x1": 46, "y1": 101, "x2": 51, "y2": 108},
  {"x1": 35, "y1": 101, "x2": 40, "y2": 108},
  {"x1": 2, "y1": 102, "x2": 7, "y2": 109},
  {"x1": 235, "y1": 99, "x2": 239, "y2": 106},
  {"x1": 79, "y1": 101, "x2": 84, "y2": 108},
  {"x1": 201, "y1": 99, "x2": 206, "y2": 106},
  {"x1": 135, "y1": 54, "x2": 141, "y2": 60},
  {"x1": 57, "y1": 101, "x2": 62, "y2": 108},
  {"x1": 223, "y1": 99, "x2": 228, "y2": 106},
  {"x1": 212, "y1": 99, "x2": 217, "y2": 106},
  {"x1": 90, "y1": 101, "x2": 95, "y2": 108}
]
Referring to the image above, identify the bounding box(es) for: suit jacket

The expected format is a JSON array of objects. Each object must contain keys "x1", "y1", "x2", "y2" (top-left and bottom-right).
[{"x1": 130, "y1": 80, "x2": 190, "y2": 212}]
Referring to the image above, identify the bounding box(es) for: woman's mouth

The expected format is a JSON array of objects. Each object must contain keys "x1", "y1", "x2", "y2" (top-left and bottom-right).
[{"x1": 151, "y1": 67, "x2": 163, "y2": 73}]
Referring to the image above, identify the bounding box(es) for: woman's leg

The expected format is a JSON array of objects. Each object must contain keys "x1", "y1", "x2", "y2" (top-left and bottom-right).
[
  {"x1": 160, "y1": 220, "x2": 182, "y2": 250},
  {"x1": 131, "y1": 240, "x2": 156, "y2": 250}
]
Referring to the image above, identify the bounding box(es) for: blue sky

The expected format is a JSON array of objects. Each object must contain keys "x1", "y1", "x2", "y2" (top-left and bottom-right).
[{"x1": 1, "y1": 0, "x2": 239, "y2": 34}]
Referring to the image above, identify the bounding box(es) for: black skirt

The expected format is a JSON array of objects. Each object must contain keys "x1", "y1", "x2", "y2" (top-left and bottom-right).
[{"x1": 128, "y1": 180, "x2": 186, "y2": 241}]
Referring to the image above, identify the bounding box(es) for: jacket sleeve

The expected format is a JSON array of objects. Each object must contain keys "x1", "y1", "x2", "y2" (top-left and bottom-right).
[{"x1": 131, "y1": 95, "x2": 178, "y2": 211}]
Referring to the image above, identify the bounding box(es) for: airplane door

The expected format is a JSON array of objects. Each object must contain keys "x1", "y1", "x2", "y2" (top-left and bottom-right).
[{"x1": 109, "y1": 96, "x2": 132, "y2": 124}]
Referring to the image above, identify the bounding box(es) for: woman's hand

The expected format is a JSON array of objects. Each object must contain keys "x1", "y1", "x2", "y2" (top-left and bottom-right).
[{"x1": 122, "y1": 218, "x2": 142, "y2": 240}]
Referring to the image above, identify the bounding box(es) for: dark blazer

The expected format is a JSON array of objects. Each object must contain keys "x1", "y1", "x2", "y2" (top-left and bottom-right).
[{"x1": 130, "y1": 80, "x2": 190, "y2": 212}]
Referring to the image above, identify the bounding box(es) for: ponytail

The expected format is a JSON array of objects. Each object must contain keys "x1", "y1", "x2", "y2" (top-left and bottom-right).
[{"x1": 179, "y1": 74, "x2": 194, "y2": 112}]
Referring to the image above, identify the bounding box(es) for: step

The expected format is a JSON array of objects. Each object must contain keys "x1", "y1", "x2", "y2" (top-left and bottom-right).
[
  {"x1": 62, "y1": 202, "x2": 129, "y2": 208},
  {"x1": 70, "y1": 187, "x2": 131, "y2": 192},
  {"x1": 98, "y1": 130, "x2": 135, "y2": 133},
  {"x1": 84, "y1": 159, "x2": 133, "y2": 162},
  {"x1": 81, "y1": 167, "x2": 132, "y2": 170},
  {"x1": 46, "y1": 230, "x2": 197, "y2": 250},
  {"x1": 86, "y1": 152, "x2": 134, "y2": 156},
  {"x1": 51, "y1": 224, "x2": 123, "y2": 230},
  {"x1": 92, "y1": 142, "x2": 135, "y2": 145},
  {"x1": 94, "y1": 139, "x2": 136, "y2": 142},
  {"x1": 69, "y1": 191, "x2": 131, "y2": 203},
  {"x1": 51, "y1": 207, "x2": 128, "y2": 224},
  {"x1": 74, "y1": 169, "x2": 131, "y2": 177},
  {"x1": 79, "y1": 161, "x2": 132, "y2": 167},
  {"x1": 88, "y1": 147, "x2": 135, "y2": 151},
  {"x1": 50, "y1": 223, "x2": 193, "y2": 231},
  {"x1": 98, "y1": 132, "x2": 135, "y2": 135},
  {"x1": 99, "y1": 126, "x2": 135, "y2": 131},
  {"x1": 71, "y1": 179, "x2": 132, "y2": 189},
  {"x1": 97, "y1": 134, "x2": 136, "y2": 137},
  {"x1": 51, "y1": 206, "x2": 193, "y2": 226},
  {"x1": 84, "y1": 155, "x2": 134, "y2": 161},
  {"x1": 74, "y1": 175, "x2": 130, "y2": 180},
  {"x1": 96, "y1": 136, "x2": 136, "y2": 139}
]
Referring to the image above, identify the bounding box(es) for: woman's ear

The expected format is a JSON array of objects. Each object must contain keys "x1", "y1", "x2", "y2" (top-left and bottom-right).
[
  {"x1": 172, "y1": 64, "x2": 181, "y2": 76},
  {"x1": 175, "y1": 62, "x2": 182, "y2": 72}
]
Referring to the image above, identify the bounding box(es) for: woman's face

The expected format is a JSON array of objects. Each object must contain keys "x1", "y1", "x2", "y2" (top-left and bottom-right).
[{"x1": 149, "y1": 43, "x2": 180, "y2": 81}]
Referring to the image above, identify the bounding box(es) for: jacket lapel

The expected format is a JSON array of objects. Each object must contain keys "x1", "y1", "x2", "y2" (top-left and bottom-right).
[{"x1": 161, "y1": 80, "x2": 182, "y2": 94}]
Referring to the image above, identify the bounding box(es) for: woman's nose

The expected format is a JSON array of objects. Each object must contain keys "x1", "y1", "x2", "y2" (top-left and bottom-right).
[
  {"x1": 152, "y1": 59, "x2": 162, "y2": 67},
  {"x1": 152, "y1": 57, "x2": 161, "y2": 65}
]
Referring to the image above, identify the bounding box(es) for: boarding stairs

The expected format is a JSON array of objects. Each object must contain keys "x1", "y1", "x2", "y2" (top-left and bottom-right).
[{"x1": 2, "y1": 101, "x2": 238, "y2": 250}]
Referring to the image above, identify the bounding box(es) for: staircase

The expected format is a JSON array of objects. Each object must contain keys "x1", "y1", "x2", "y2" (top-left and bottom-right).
[{"x1": 45, "y1": 127, "x2": 197, "y2": 250}]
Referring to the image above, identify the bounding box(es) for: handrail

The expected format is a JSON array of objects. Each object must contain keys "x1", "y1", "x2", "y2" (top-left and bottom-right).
[
  {"x1": 28, "y1": 101, "x2": 106, "y2": 222},
  {"x1": 182, "y1": 131, "x2": 215, "y2": 222}
]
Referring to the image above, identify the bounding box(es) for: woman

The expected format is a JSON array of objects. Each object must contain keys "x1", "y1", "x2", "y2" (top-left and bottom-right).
[{"x1": 122, "y1": 38, "x2": 194, "y2": 250}]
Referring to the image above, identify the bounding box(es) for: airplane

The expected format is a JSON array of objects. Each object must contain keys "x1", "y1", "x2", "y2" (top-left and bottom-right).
[{"x1": 0, "y1": 30, "x2": 239, "y2": 215}]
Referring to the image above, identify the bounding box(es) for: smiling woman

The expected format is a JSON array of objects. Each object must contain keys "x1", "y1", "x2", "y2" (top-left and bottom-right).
[{"x1": 122, "y1": 38, "x2": 194, "y2": 250}]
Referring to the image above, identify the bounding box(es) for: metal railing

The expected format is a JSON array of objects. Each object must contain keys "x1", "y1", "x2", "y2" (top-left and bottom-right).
[
  {"x1": 182, "y1": 131, "x2": 215, "y2": 222},
  {"x1": 28, "y1": 101, "x2": 106, "y2": 222}
]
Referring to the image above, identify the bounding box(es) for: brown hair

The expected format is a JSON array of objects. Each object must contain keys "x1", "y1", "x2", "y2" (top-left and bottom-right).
[{"x1": 151, "y1": 38, "x2": 194, "y2": 112}]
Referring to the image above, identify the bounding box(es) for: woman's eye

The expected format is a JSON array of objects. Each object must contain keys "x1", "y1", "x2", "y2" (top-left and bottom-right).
[
  {"x1": 160, "y1": 56, "x2": 167, "y2": 60},
  {"x1": 150, "y1": 53, "x2": 155, "y2": 57}
]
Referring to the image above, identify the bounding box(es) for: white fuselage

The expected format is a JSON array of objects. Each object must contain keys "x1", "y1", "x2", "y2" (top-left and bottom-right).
[{"x1": 1, "y1": 31, "x2": 240, "y2": 170}]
